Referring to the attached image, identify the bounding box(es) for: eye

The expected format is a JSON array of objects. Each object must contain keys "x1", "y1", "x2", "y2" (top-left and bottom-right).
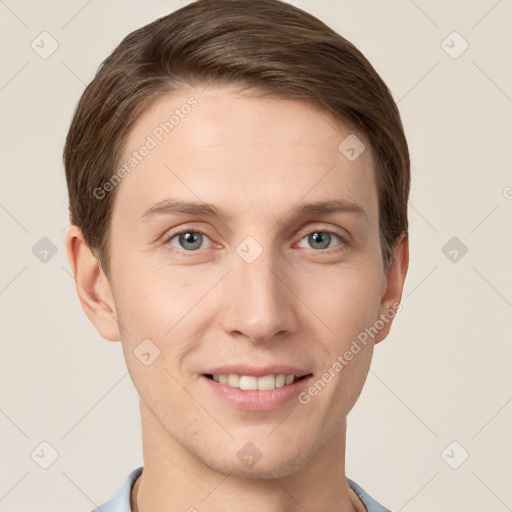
[
  {"x1": 297, "y1": 230, "x2": 345, "y2": 251},
  {"x1": 166, "y1": 230, "x2": 213, "y2": 251}
]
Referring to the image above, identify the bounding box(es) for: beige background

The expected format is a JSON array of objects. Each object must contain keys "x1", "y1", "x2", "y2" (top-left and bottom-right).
[{"x1": 1, "y1": 0, "x2": 511, "y2": 510}]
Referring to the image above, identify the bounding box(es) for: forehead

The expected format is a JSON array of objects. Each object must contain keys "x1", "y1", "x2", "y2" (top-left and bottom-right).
[{"x1": 111, "y1": 85, "x2": 378, "y2": 227}]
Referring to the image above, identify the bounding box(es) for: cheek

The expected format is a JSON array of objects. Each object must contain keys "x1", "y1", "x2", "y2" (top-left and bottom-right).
[
  {"x1": 113, "y1": 263, "x2": 200, "y2": 332},
  {"x1": 296, "y1": 262, "x2": 383, "y2": 345},
  {"x1": 113, "y1": 264, "x2": 220, "y2": 375},
  {"x1": 113, "y1": 269, "x2": 204, "y2": 410}
]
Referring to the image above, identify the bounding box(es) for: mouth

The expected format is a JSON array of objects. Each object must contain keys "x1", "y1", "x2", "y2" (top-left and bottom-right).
[{"x1": 203, "y1": 373, "x2": 311, "y2": 391}]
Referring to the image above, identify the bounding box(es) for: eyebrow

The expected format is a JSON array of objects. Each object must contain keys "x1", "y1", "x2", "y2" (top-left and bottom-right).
[{"x1": 140, "y1": 197, "x2": 367, "y2": 223}]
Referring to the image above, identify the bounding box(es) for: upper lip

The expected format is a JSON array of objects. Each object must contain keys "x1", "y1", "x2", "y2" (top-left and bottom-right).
[{"x1": 202, "y1": 364, "x2": 312, "y2": 378}]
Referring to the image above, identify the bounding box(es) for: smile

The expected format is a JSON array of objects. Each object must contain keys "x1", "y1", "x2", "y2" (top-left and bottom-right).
[{"x1": 205, "y1": 373, "x2": 306, "y2": 391}]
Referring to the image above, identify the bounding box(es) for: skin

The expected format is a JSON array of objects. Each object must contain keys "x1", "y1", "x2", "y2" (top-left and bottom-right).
[{"x1": 66, "y1": 85, "x2": 408, "y2": 512}]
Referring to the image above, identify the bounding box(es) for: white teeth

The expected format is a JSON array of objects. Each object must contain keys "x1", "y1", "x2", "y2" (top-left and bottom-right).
[
  {"x1": 239, "y1": 375, "x2": 258, "y2": 390},
  {"x1": 275, "y1": 374, "x2": 286, "y2": 388},
  {"x1": 227, "y1": 374, "x2": 240, "y2": 387},
  {"x1": 210, "y1": 373, "x2": 298, "y2": 390},
  {"x1": 256, "y1": 375, "x2": 275, "y2": 391}
]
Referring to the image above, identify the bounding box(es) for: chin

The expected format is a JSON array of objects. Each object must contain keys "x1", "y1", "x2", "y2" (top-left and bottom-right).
[{"x1": 197, "y1": 436, "x2": 320, "y2": 480}]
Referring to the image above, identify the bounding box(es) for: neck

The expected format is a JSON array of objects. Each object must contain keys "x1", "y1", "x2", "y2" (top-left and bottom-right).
[{"x1": 132, "y1": 401, "x2": 364, "y2": 512}]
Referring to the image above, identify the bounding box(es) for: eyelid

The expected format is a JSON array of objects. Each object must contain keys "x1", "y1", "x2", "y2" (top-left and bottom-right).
[
  {"x1": 163, "y1": 225, "x2": 216, "y2": 251},
  {"x1": 162, "y1": 223, "x2": 350, "y2": 253},
  {"x1": 163, "y1": 222, "x2": 212, "y2": 239},
  {"x1": 295, "y1": 223, "x2": 350, "y2": 243},
  {"x1": 295, "y1": 231, "x2": 346, "y2": 251}
]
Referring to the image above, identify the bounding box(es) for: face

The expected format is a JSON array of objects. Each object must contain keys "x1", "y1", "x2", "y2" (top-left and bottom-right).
[{"x1": 102, "y1": 85, "x2": 397, "y2": 478}]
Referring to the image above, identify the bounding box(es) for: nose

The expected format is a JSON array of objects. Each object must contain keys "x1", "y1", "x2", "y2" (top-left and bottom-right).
[{"x1": 219, "y1": 244, "x2": 298, "y2": 345}]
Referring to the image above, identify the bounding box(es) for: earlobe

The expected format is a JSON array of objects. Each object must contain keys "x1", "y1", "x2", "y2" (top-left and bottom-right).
[
  {"x1": 374, "y1": 232, "x2": 409, "y2": 345},
  {"x1": 64, "y1": 225, "x2": 121, "y2": 342}
]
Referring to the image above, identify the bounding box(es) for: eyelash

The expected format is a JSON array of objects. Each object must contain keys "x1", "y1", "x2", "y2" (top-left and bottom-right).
[
  {"x1": 295, "y1": 230, "x2": 347, "y2": 251},
  {"x1": 165, "y1": 228, "x2": 213, "y2": 255},
  {"x1": 164, "y1": 226, "x2": 348, "y2": 255}
]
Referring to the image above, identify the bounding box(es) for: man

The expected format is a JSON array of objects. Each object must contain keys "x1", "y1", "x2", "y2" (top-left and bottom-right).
[{"x1": 64, "y1": 1, "x2": 409, "y2": 510}]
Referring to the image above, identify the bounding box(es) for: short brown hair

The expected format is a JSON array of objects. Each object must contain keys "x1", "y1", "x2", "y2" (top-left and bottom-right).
[{"x1": 64, "y1": 0, "x2": 410, "y2": 277}]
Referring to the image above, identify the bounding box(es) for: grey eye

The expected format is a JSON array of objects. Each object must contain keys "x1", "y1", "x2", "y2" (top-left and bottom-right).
[
  {"x1": 169, "y1": 231, "x2": 209, "y2": 251},
  {"x1": 298, "y1": 231, "x2": 342, "y2": 250}
]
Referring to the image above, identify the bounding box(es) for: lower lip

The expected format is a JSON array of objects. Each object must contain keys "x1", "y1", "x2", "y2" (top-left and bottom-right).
[{"x1": 201, "y1": 375, "x2": 312, "y2": 412}]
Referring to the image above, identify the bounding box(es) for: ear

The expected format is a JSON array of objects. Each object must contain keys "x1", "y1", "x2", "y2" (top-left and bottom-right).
[
  {"x1": 374, "y1": 232, "x2": 409, "y2": 345},
  {"x1": 65, "y1": 225, "x2": 121, "y2": 342}
]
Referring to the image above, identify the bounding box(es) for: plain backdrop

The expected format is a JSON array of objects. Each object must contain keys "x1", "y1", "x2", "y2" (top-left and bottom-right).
[{"x1": 0, "y1": 0, "x2": 511, "y2": 511}]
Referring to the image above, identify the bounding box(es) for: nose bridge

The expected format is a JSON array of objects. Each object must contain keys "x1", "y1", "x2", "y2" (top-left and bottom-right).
[{"x1": 221, "y1": 240, "x2": 296, "y2": 343}]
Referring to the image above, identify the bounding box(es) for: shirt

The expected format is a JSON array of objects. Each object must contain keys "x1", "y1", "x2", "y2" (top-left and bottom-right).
[{"x1": 90, "y1": 466, "x2": 392, "y2": 512}]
